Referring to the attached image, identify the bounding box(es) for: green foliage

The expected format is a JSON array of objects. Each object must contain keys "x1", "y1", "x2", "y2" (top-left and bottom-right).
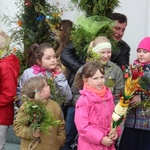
[
  {"x1": 22, "y1": 96, "x2": 60, "y2": 134},
  {"x1": 113, "y1": 115, "x2": 124, "y2": 128},
  {"x1": 139, "y1": 76, "x2": 150, "y2": 92},
  {"x1": 47, "y1": 77, "x2": 65, "y2": 105},
  {"x1": 71, "y1": 27, "x2": 95, "y2": 59},
  {"x1": 71, "y1": 15, "x2": 117, "y2": 58},
  {"x1": 1, "y1": 0, "x2": 62, "y2": 75},
  {"x1": 70, "y1": 0, "x2": 120, "y2": 59},
  {"x1": 71, "y1": 0, "x2": 120, "y2": 17}
]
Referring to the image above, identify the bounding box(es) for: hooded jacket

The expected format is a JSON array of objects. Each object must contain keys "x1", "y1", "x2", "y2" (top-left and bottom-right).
[
  {"x1": 0, "y1": 54, "x2": 20, "y2": 125},
  {"x1": 75, "y1": 87, "x2": 119, "y2": 150},
  {"x1": 14, "y1": 99, "x2": 66, "y2": 150},
  {"x1": 72, "y1": 61, "x2": 124, "y2": 105},
  {"x1": 17, "y1": 65, "x2": 72, "y2": 103}
]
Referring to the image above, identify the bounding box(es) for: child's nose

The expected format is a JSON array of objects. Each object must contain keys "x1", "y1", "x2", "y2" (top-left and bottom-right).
[{"x1": 103, "y1": 53, "x2": 109, "y2": 57}]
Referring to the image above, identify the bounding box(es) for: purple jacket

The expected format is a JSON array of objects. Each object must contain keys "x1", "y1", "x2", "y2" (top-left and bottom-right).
[
  {"x1": 75, "y1": 87, "x2": 116, "y2": 150},
  {"x1": 17, "y1": 66, "x2": 72, "y2": 103}
]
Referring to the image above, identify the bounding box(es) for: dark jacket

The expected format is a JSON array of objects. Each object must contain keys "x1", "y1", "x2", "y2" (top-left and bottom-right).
[
  {"x1": 60, "y1": 41, "x2": 86, "y2": 87},
  {"x1": 110, "y1": 40, "x2": 130, "y2": 68}
]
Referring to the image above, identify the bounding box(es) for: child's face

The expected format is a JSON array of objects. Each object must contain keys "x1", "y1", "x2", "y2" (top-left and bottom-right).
[
  {"x1": 137, "y1": 49, "x2": 150, "y2": 63},
  {"x1": 41, "y1": 83, "x2": 51, "y2": 99},
  {"x1": 97, "y1": 49, "x2": 112, "y2": 65},
  {"x1": 40, "y1": 48, "x2": 57, "y2": 70},
  {"x1": 85, "y1": 69, "x2": 105, "y2": 90}
]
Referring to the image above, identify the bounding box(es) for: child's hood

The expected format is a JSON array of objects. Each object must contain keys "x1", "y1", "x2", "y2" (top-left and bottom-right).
[{"x1": 0, "y1": 54, "x2": 20, "y2": 73}]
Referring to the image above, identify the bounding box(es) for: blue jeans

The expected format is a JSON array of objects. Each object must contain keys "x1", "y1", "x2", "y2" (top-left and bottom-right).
[{"x1": 61, "y1": 107, "x2": 77, "y2": 150}]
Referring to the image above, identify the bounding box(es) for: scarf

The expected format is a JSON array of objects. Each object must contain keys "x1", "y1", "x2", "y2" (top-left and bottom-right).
[
  {"x1": 31, "y1": 65, "x2": 46, "y2": 75},
  {"x1": 83, "y1": 82, "x2": 107, "y2": 98},
  {"x1": 134, "y1": 59, "x2": 150, "y2": 67}
]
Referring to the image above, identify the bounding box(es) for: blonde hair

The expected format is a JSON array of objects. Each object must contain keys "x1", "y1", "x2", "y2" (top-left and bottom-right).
[
  {"x1": 87, "y1": 36, "x2": 111, "y2": 52},
  {"x1": 0, "y1": 30, "x2": 11, "y2": 53},
  {"x1": 23, "y1": 76, "x2": 47, "y2": 101}
]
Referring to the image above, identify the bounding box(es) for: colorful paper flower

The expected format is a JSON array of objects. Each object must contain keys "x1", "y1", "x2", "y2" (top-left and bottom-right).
[{"x1": 109, "y1": 64, "x2": 143, "y2": 136}]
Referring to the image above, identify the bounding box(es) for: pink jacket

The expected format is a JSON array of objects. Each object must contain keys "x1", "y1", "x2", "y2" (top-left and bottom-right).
[{"x1": 75, "y1": 87, "x2": 118, "y2": 150}]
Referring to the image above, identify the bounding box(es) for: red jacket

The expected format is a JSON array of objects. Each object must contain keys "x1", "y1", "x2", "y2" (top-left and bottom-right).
[{"x1": 0, "y1": 54, "x2": 20, "y2": 125}]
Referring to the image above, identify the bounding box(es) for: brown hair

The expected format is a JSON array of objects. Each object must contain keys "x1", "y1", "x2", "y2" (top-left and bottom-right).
[
  {"x1": 27, "y1": 43, "x2": 54, "y2": 67},
  {"x1": 23, "y1": 76, "x2": 47, "y2": 100},
  {"x1": 56, "y1": 20, "x2": 73, "y2": 58},
  {"x1": 59, "y1": 20, "x2": 73, "y2": 44},
  {"x1": 110, "y1": 12, "x2": 127, "y2": 24},
  {"x1": 75, "y1": 61, "x2": 104, "y2": 89}
]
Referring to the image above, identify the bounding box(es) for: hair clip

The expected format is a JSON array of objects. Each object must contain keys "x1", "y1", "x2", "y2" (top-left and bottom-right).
[{"x1": 34, "y1": 90, "x2": 38, "y2": 93}]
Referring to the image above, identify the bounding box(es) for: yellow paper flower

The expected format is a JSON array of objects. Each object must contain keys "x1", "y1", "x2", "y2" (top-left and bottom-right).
[{"x1": 109, "y1": 64, "x2": 143, "y2": 136}]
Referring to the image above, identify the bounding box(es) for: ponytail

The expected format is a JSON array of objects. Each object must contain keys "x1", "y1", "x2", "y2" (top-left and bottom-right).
[
  {"x1": 74, "y1": 72, "x2": 84, "y2": 90},
  {"x1": 27, "y1": 43, "x2": 39, "y2": 67}
]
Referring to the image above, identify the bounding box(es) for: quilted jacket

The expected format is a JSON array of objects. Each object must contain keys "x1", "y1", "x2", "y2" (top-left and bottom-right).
[{"x1": 75, "y1": 88, "x2": 121, "y2": 150}]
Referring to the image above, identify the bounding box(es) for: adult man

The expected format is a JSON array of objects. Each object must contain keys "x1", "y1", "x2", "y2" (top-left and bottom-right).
[{"x1": 110, "y1": 13, "x2": 131, "y2": 68}]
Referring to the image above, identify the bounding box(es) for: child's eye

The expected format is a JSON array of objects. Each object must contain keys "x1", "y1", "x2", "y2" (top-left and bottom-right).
[
  {"x1": 143, "y1": 51, "x2": 148, "y2": 53},
  {"x1": 101, "y1": 76, "x2": 104, "y2": 79},
  {"x1": 93, "y1": 77, "x2": 99, "y2": 80}
]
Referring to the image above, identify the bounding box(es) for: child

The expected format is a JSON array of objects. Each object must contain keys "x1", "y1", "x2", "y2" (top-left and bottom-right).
[
  {"x1": 0, "y1": 30, "x2": 20, "y2": 149},
  {"x1": 71, "y1": 36, "x2": 123, "y2": 149},
  {"x1": 119, "y1": 37, "x2": 150, "y2": 150},
  {"x1": 17, "y1": 43, "x2": 72, "y2": 106},
  {"x1": 70, "y1": 36, "x2": 124, "y2": 149},
  {"x1": 74, "y1": 61, "x2": 120, "y2": 150},
  {"x1": 72, "y1": 36, "x2": 124, "y2": 105},
  {"x1": 14, "y1": 76, "x2": 66, "y2": 150}
]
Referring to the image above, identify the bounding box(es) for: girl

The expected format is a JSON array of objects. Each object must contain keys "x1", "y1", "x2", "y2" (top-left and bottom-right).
[
  {"x1": 14, "y1": 76, "x2": 66, "y2": 150},
  {"x1": 119, "y1": 37, "x2": 150, "y2": 150},
  {"x1": 71, "y1": 36, "x2": 123, "y2": 149},
  {"x1": 74, "y1": 61, "x2": 120, "y2": 150},
  {"x1": 17, "y1": 43, "x2": 72, "y2": 106},
  {"x1": 72, "y1": 36, "x2": 124, "y2": 105}
]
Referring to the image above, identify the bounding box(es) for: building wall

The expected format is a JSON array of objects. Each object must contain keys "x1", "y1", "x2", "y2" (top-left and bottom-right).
[{"x1": 0, "y1": 0, "x2": 150, "y2": 63}]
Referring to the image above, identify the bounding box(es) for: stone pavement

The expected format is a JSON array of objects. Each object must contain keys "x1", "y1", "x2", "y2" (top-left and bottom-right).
[{"x1": 5, "y1": 126, "x2": 20, "y2": 150}]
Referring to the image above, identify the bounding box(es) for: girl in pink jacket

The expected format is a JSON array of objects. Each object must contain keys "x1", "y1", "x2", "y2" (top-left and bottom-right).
[{"x1": 74, "y1": 61, "x2": 120, "y2": 150}]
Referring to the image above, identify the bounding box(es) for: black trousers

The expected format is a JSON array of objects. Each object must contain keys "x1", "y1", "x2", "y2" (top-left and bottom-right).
[{"x1": 119, "y1": 127, "x2": 150, "y2": 150}]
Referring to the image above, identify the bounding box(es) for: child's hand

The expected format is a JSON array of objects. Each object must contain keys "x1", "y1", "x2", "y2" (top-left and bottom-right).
[
  {"x1": 33, "y1": 130, "x2": 40, "y2": 138},
  {"x1": 101, "y1": 136, "x2": 113, "y2": 147},
  {"x1": 130, "y1": 95, "x2": 141, "y2": 107},
  {"x1": 54, "y1": 66, "x2": 62, "y2": 74},
  {"x1": 108, "y1": 130, "x2": 118, "y2": 140},
  {"x1": 52, "y1": 66, "x2": 62, "y2": 77}
]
